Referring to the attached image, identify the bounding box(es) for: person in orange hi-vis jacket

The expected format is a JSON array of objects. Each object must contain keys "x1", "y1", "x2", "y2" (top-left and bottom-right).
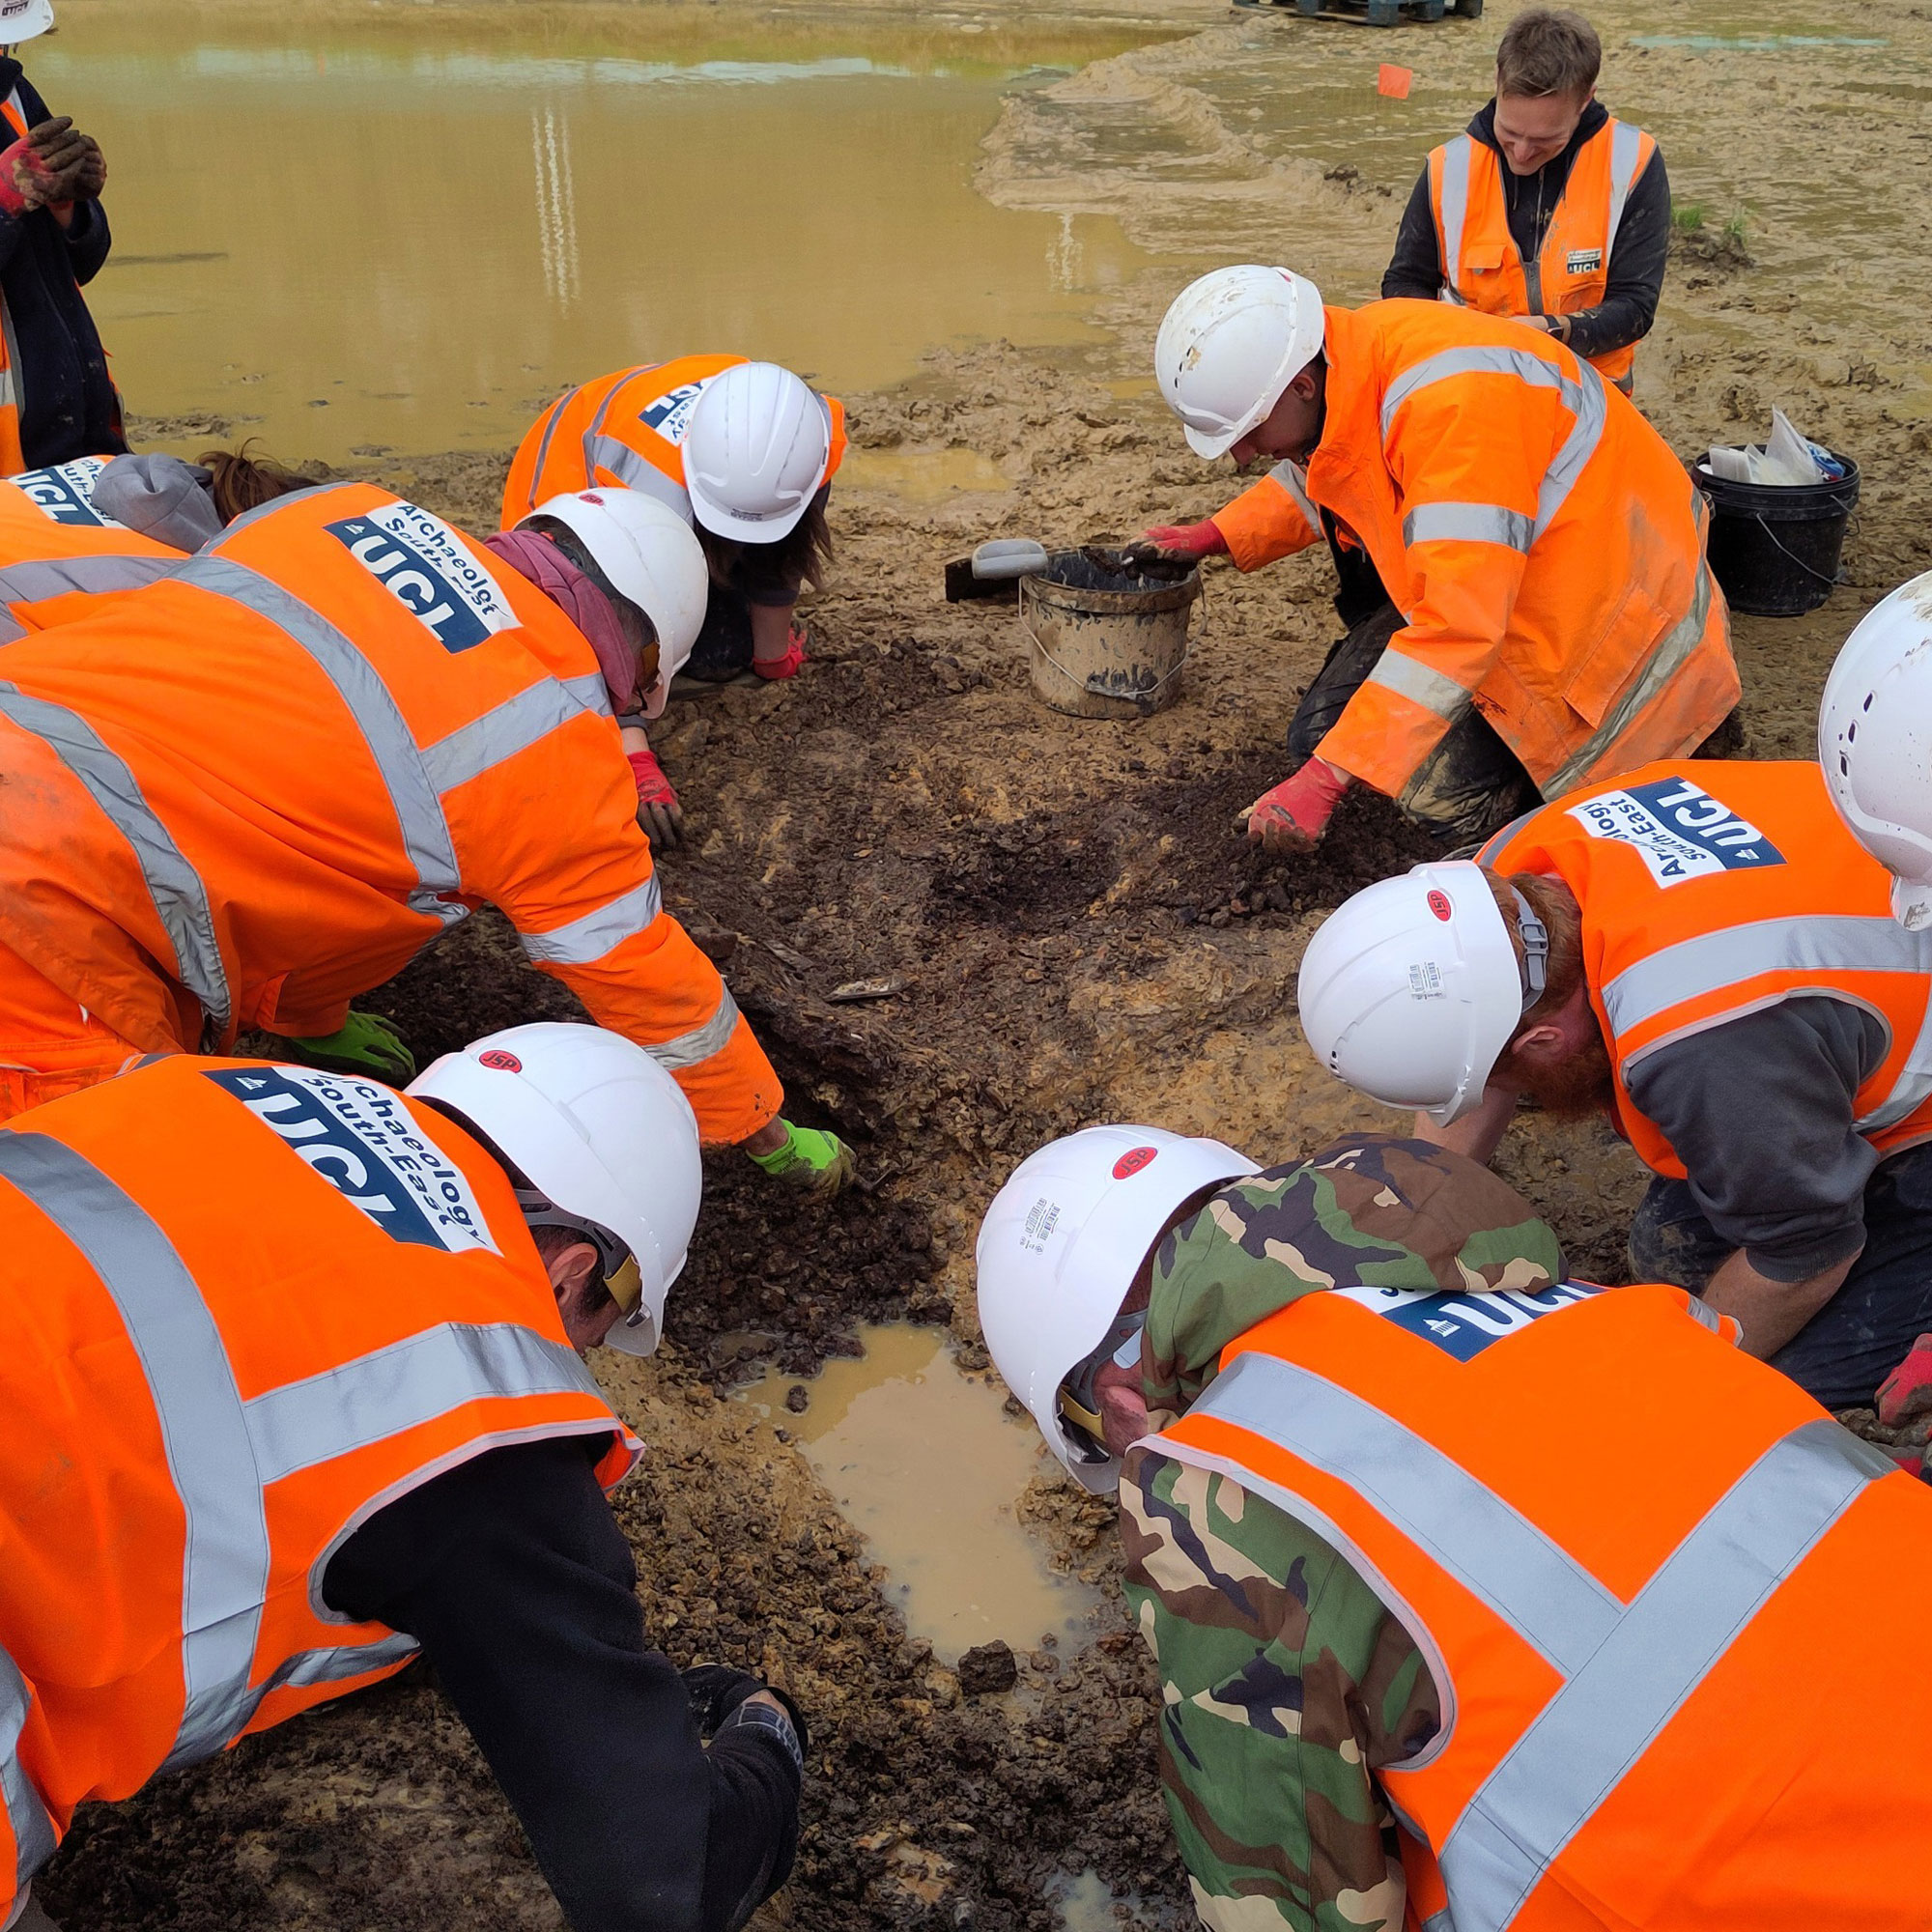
[
  {"x1": 0, "y1": 1026, "x2": 807, "y2": 1932},
  {"x1": 0, "y1": 453, "x2": 181, "y2": 635},
  {"x1": 0, "y1": 477, "x2": 856, "y2": 1193},
  {"x1": 1140, "y1": 267, "x2": 1739, "y2": 853},
  {"x1": 503, "y1": 356, "x2": 845, "y2": 848}
]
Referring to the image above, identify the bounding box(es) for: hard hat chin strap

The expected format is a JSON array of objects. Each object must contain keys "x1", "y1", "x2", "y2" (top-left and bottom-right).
[{"x1": 1510, "y1": 888, "x2": 1549, "y2": 1014}]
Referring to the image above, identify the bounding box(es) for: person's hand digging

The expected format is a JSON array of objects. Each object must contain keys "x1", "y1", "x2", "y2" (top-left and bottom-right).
[
  {"x1": 1239, "y1": 759, "x2": 1350, "y2": 855},
  {"x1": 628, "y1": 746, "x2": 684, "y2": 852},
  {"x1": 745, "y1": 1118, "x2": 859, "y2": 1198},
  {"x1": 279, "y1": 1010, "x2": 416, "y2": 1083},
  {"x1": 753, "y1": 618, "x2": 809, "y2": 682},
  {"x1": 1141, "y1": 520, "x2": 1229, "y2": 563}
]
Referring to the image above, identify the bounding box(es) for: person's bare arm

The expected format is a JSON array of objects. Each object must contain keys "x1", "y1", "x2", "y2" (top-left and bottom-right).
[
  {"x1": 1409, "y1": 1083, "x2": 1520, "y2": 1166},
  {"x1": 1699, "y1": 1246, "x2": 1860, "y2": 1359}
]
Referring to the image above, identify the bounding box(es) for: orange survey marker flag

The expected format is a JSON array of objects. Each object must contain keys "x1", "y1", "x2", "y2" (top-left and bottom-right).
[{"x1": 1378, "y1": 64, "x2": 1412, "y2": 99}]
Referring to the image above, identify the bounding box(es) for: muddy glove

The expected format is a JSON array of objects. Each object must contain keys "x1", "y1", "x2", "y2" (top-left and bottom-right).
[
  {"x1": 63, "y1": 133, "x2": 106, "y2": 202},
  {"x1": 682, "y1": 1664, "x2": 810, "y2": 1769},
  {"x1": 1141, "y1": 520, "x2": 1229, "y2": 562},
  {"x1": 753, "y1": 619, "x2": 809, "y2": 682},
  {"x1": 280, "y1": 1010, "x2": 416, "y2": 1083},
  {"x1": 1241, "y1": 759, "x2": 1350, "y2": 855},
  {"x1": 748, "y1": 1118, "x2": 858, "y2": 1197},
  {"x1": 1878, "y1": 1333, "x2": 1932, "y2": 1428},
  {"x1": 628, "y1": 746, "x2": 684, "y2": 851},
  {"x1": 0, "y1": 117, "x2": 87, "y2": 216}
]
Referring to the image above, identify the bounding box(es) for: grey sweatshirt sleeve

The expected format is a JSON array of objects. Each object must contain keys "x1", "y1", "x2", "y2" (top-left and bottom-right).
[
  {"x1": 1381, "y1": 170, "x2": 1445, "y2": 301},
  {"x1": 1625, "y1": 996, "x2": 1885, "y2": 1280}
]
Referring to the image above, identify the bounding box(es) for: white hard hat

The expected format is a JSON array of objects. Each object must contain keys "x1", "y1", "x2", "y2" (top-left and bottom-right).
[
  {"x1": 976, "y1": 1125, "x2": 1258, "y2": 1493},
  {"x1": 0, "y1": 0, "x2": 54, "y2": 44},
  {"x1": 523, "y1": 489, "x2": 709, "y2": 700},
  {"x1": 682, "y1": 361, "x2": 831, "y2": 544},
  {"x1": 1298, "y1": 862, "x2": 1543, "y2": 1127},
  {"x1": 1154, "y1": 265, "x2": 1326, "y2": 461},
  {"x1": 1819, "y1": 570, "x2": 1932, "y2": 929},
  {"x1": 408, "y1": 1022, "x2": 703, "y2": 1356}
]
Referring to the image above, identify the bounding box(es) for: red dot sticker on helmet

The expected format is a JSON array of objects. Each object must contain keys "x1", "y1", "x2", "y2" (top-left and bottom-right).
[
  {"x1": 478, "y1": 1049, "x2": 523, "y2": 1072},
  {"x1": 582, "y1": 492, "x2": 605, "y2": 505},
  {"x1": 1113, "y1": 1147, "x2": 1158, "y2": 1179},
  {"x1": 1427, "y1": 890, "x2": 1453, "y2": 922}
]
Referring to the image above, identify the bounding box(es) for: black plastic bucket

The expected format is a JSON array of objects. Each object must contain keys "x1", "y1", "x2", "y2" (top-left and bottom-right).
[{"x1": 1693, "y1": 448, "x2": 1860, "y2": 617}]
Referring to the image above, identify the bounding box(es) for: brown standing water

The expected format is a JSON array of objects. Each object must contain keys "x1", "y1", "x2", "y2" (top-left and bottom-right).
[{"x1": 48, "y1": 3, "x2": 1160, "y2": 464}]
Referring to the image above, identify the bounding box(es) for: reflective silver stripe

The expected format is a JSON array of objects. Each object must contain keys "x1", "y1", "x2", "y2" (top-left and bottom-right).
[
  {"x1": 1439, "y1": 1419, "x2": 1889, "y2": 1929},
  {"x1": 1186, "y1": 1352, "x2": 1620, "y2": 1674},
  {"x1": 0, "y1": 554, "x2": 179, "y2": 603},
  {"x1": 1365, "y1": 647, "x2": 1472, "y2": 725},
  {"x1": 245, "y1": 1321, "x2": 608, "y2": 1484},
  {"x1": 1379, "y1": 348, "x2": 1605, "y2": 542},
  {"x1": 1403, "y1": 502, "x2": 1534, "y2": 554},
  {"x1": 265, "y1": 1632, "x2": 420, "y2": 1693},
  {"x1": 647, "y1": 984, "x2": 744, "y2": 1074},
  {"x1": 1540, "y1": 551, "x2": 1716, "y2": 796},
  {"x1": 203, "y1": 484, "x2": 327, "y2": 543},
  {"x1": 0, "y1": 682, "x2": 232, "y2": 1027},
  {"x1": 0, "y1": 1643, "x2": 56, "y2": 1890},
  {"x1": 0, "y1": 611, "x2": 21, "y2": 644},
  {"x1": 1436, "y1": 135, "x2": 1472, "y2": 293},
  {"x1": 173, "y1": 555, "x2": 464, "y2": 923},
  {"x1": 562, "y1": 669, "x2": 612, "y2": 718},
  {"x1": 1419, "y1": 1914, "x2": 1456, "y2": 1932},
  {"x1": 1604, "y1": 122, "x2": 1647, "y2": 270},
  {"x1": 0, "y1": 1133, "x2": 268, "y2": 1774},
  {"x1": 1265, "y1": 460, "x2": 1321, "y2": 540},
  {"x1": 518, "y1": 874, "x2": 664, "y2": 967},
  {"x1": 422, "y1": 678, "x2": 605, "y2": 795},
  {"x1": 584, "y1": 434, "x2": 693, "y2": 522},
  {"x1": 521, "y1": 388, "x2": 579, "y2": 519}
]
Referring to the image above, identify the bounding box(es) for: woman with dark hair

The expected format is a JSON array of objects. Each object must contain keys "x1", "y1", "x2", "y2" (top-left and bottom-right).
[{"x1": 502, "y1": 356, "x2": 843, "y2": 845}]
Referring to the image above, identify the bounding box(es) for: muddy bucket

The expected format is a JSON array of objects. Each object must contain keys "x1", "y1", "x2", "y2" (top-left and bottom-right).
[
  {"x1": 1018, "y1": 547, "x2": 1202, "y2": 719},
  {"x1": 1694, "y1": 449, "x2": 1861, "y2": 617}
]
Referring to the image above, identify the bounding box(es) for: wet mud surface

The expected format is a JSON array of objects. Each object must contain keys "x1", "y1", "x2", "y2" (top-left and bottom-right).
[{"x1": 49, "y1": 0, "x2": 1932, "y2": 1925}]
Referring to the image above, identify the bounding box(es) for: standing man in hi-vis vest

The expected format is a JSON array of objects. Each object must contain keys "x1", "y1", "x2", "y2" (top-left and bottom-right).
[
  {"x1": 1382, "y1": 9, "x2": 1669, "y2": 399},
  {"x1": 1299, "y1": 759, "x2": 1932, "y2": 1411},
  {"x1": 0, "y1": 1025, "x2": 805, "y2": 1932},
  {"x1": 977, "y1": 1129, "x2": 1932, "y2": 1932},
  {"x1": 0, "y1": 0, "x2": 126, "y2": 471}
]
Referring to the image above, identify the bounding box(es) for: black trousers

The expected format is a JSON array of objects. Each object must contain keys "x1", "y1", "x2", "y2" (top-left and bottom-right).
[{"x1": 1629, "y1": 1144, "x2": 1932, "y2": 1409}]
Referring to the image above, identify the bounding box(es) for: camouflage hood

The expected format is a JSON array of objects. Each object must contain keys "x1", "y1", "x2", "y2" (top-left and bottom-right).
[{"x1": 1141, "y1": 1134, "x2": 1564, "y2": 1417}]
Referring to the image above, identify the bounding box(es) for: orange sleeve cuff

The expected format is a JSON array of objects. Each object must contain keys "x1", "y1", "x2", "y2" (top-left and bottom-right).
[{"x1": 1212, "y1": 472, "x2": 1323, "y2": 574}]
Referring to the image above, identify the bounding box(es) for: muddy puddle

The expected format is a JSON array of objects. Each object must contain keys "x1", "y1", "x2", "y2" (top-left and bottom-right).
[
  {"x1": 735, "y1": 1322, "x2": 1102, "y2": 1662},
  {"x1": 53, "y1": 3, "x2": 1163, "y2": 464}
]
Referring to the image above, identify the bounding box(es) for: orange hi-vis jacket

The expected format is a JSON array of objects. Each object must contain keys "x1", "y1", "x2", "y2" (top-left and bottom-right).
[
  {"x1": 0, "y1": 456, "x2": 180, "y2": 639},
  {"x1": 1157, "y1": 1275, "x2": 1932, "y2": 1931},
  {"x1": 0, "y1": 481, "x2": 781, "y2": 1142},
  {"x1": 500, "y1": 354, "x2": 850, "y2": 528},
  {"x1": 1210, "y1": 302, "x2": 1738, "y2": 806},
  {"x1": 1429, "y1": 118, "x2": 1659, "y2": 387},
  {"x1": 0, "y1": 1055, "x2": 641, "y2": 1920},
  {"x1": 1481, "y1": 758, "x2": 1932, "y2": 1179}
]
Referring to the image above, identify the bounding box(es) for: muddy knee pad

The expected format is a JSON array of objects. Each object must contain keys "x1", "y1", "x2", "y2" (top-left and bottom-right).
[
  {"x1": 1627, "y1": 1177, "x2": 1732, "y2": 1292},
  {"x1": 1693, "y1": 708, "x2": 1745, "y2": 759},
  {"x1": 682, "y1": 584, "x2": 755, "y2": 682},
  {"x1": 1287, "y1": 601, "x2": 1405, "y2": 764},
  {"x1": 1395, "y1": 714, "x2": 1544, "y2": 847}
]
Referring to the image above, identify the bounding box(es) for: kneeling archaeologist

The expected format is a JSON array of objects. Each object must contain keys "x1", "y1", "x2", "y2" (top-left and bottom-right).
[
  {"x1": 1, "y1": 1024, "x2": 804, "y2": 1932},
  {"x1": 1300, "y1": 758, "x2": 1932, "y2": 1408},
  {"x1": 978, "y1": 1128, "x2": 1932, "y2": 1932},
  {"x1": 1141, "y1": 267, "x2": 1737, "y2": 850}
]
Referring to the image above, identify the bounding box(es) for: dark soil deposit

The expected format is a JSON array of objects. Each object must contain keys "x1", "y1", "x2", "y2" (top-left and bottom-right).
[{"x1": 44, "y1": 0, "x2": 1932, "y2": 1927}]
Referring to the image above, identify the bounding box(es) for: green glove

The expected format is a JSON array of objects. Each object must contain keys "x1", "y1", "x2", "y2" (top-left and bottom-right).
[
  {"x1": 279, "y1": 1009, "x2": 416, "y2": 1083},
  {"x1": 747, "y1": 1118, "x2": 858, "y2": 1196}
]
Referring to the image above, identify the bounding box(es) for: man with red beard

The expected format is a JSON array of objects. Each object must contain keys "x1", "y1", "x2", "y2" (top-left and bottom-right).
[{"x1": 1295, "y1": 759, "x2": 1932, "y2": 1411}]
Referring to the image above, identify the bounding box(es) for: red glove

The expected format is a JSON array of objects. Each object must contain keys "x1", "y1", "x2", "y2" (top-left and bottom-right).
[
  {"x1": 1142, "y1": 520, "x2": 1229, "y2": 561},
  {"x1": 753, "y1": 620, "x2": 809, "y2": 682},
  {"x1": 628, "y1": 747, "x2": 683, "y2": 852},
  {"x1": 1242, "y1": 760, "x2": 1350, "y2": 854},
  {"x1": 1877, "y1": 1333, "x2": 1932, "y2": 1428},
  {"x1": 0, "y1": 119, "x2": 87, "y2": 217}
]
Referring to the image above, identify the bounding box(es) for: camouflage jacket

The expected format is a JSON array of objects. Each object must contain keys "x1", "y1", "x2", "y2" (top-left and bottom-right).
[{"x1": 1119, "y1": 1137, "x2": 1566, "y2": 1932}]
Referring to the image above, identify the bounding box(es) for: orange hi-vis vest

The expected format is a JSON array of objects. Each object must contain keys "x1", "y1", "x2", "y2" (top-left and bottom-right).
[
  {"x1": 500, "y1": 354, "x2": 849, "y2": 529},
  {"x1": 0, "y1": 1055, "x2": 641, "y2": 1921},
  {"x1": 1157, "y1": 1276, "x2": 1932, "y2": 1931},
  {"x1": 0, "y1": 481, "x2": 781, "y2": 1143},
  {"x1": 1429, "y1": 118, "x2": 1658, "y2": 387},
  {"x1": 0, "y1": 457, "x2": 181, "y2": 639},
  {"x1": 1209, "y1": 302, "x2": 1737, "y2": 806},
  {"x1": 1480, "y1": 758, "x2": 1932, "y2": 1179}
]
